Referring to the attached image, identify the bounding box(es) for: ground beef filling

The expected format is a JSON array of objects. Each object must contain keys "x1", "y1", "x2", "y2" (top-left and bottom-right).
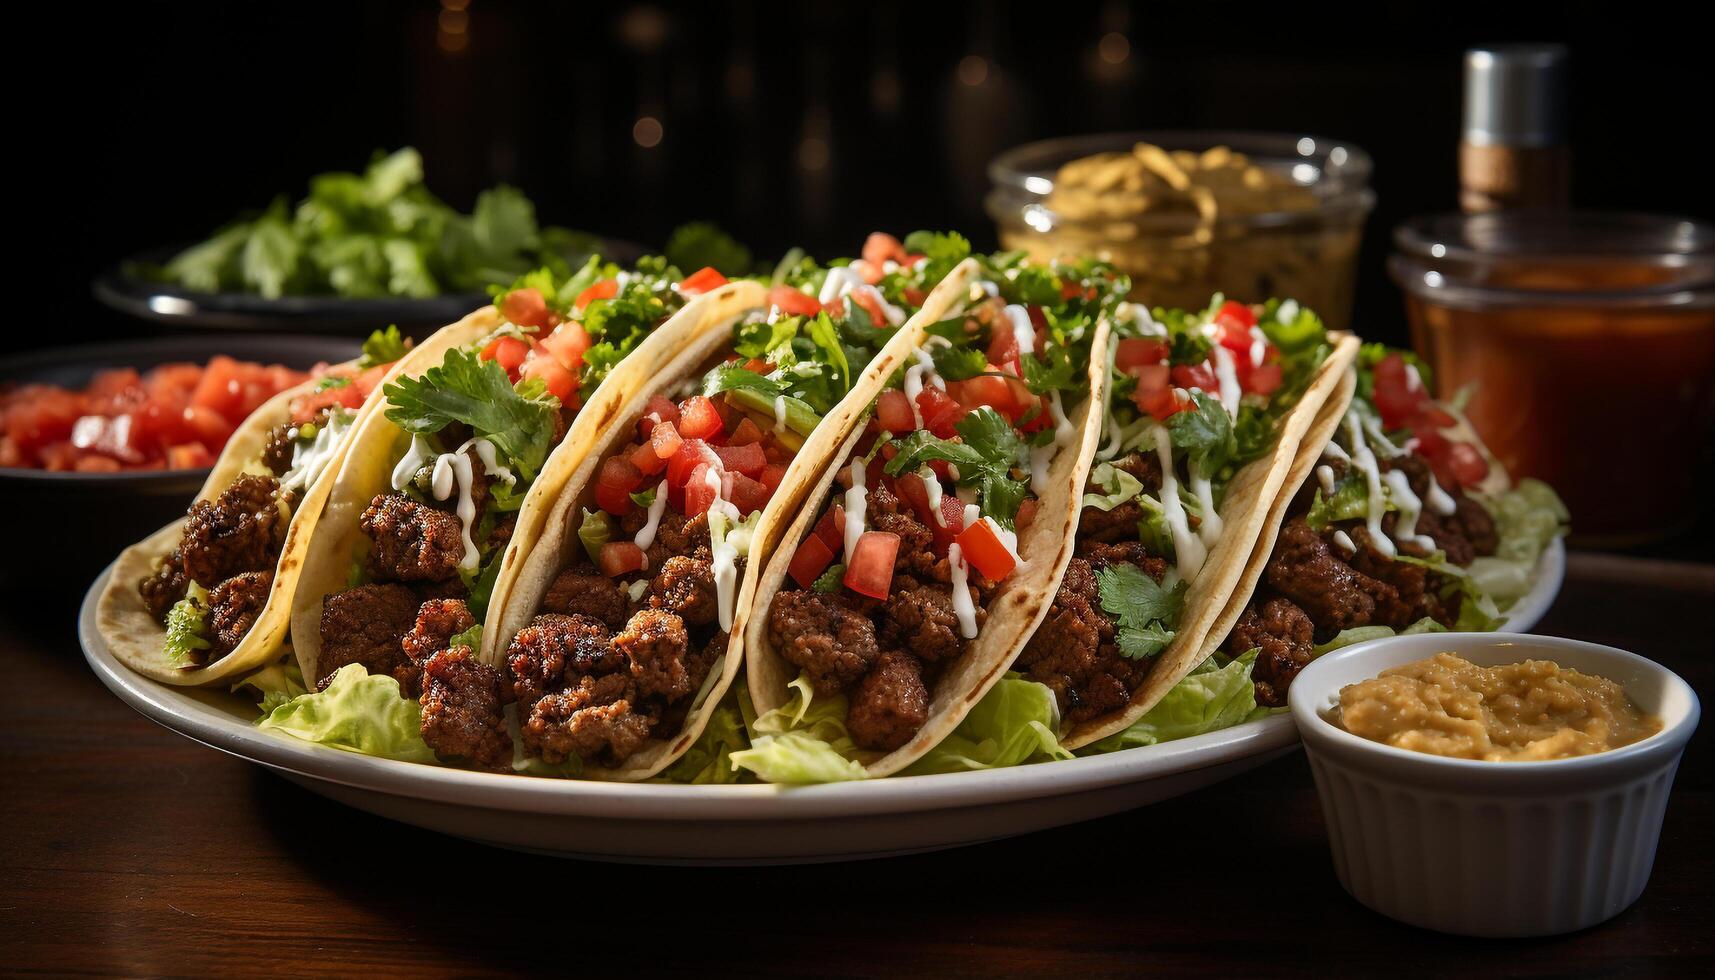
[
  {"x1": 505, "y1": 505, "x2": 727, "y2": 767},
  {"x1": 766, "y1": 489, "x2": 988, "y2": 753},
  {"x1": 136, "y1": 474, "x2": 296, "y2": 665},
  {"x1": 1230, "y1": 457, "x2": 1500, "y2": 706},
  {"x1": 1012, "y1": 452, "x2": 1172, "y2": 725}
]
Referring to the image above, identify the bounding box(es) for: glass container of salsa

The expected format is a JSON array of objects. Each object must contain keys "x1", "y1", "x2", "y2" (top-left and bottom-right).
[{"x1": 1391, "y1": 212, "x2": 1715, "y2": 544}]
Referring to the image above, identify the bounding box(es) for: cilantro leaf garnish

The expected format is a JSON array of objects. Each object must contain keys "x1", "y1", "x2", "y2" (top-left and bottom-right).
[
  {"x1": 1096, "y1": 564, "x2": 1184, "y2": 660},
  {"x1": 931, "y1": 345, "x2": 988, "y2": 382},
  {"x1": 805, "y1": 312, "x2": 850, "y2": 397},
  {"x1": 883, "y1": 406, "x2": 1028, "y2": 526},
  {"x1": 812, "y1": 563, "x2": 847, "y2": 594},
  {"x1": 383, "y1": 346, "x2": 559, "y2": 480},
  {"x1": 1166, "y1": 392, "x2": 1236, "y2": 476},
  {"x1": 314, "y1": 375, "x2": 353, "y2": 392},
  {"x1": 1022, "y1": 345, "x2": 1077, "y2": 394},
  {"x1": 902, "y1": 230, "x2": 972, "y2": 286},
  {"x1": 358, "y1": 325, "x2": 408, "y2": 368}
]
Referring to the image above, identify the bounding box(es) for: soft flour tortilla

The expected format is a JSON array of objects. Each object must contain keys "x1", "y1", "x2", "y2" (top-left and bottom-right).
[
  {"x1": 97, "y1": 355, "x2": 412, "y2": 686},
  {"x1": 1060, "y1": 333, "x2": 1361, "y2": 749},
  {"x1": 289, "y1": 281, "x2": 766, "y2": 686},
  {"x1": 491, "y1": 273, "x2": 970, "y2": 780},
  {"x1": 744, "y1": 261, "x2": 1112, "y2": 778},
  {"x1": 1192, "y1": 366, "x2": 1358, "y2": 672}
]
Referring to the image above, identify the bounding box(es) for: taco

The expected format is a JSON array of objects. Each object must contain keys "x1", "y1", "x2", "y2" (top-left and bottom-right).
[
  {"x1": 1020, "y1": 297, "x2": 1360, "y2": 750},
  {"x1": 488, "y1": 232, "x2": 971, "y2": 779},
  {"x1": 1191, "y1": 345, "x2": 1568, "y2": 712},
  {"x1": 285, "y1": 255, "x2": 754, "y2": 767},
  {"x1": 97, "y1": 328, "x2": 412, "y2": 685},
  {"x1": 736, "y1": 246, "x2": 1127, "y2": 780}
]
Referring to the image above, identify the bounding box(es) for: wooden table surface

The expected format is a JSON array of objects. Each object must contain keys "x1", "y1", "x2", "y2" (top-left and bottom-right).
[{"x1": 3, "y1": 552, "x2": 1710, "y2": 977}]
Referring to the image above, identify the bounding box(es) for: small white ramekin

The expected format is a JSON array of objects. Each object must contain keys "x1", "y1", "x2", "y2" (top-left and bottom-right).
[{"x1": 1290, "y1": 632, "x2": 1700, "y2": 938}]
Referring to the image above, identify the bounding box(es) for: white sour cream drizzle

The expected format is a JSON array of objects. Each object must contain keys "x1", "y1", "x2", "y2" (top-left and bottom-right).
[
  {"x1": 901, "y1": 344, "x2": 948, "y2": 430},
  {"x1": 1209, "y1": 344, "x2": 1242, "y2": 417},
  {"x1": 1004, "y1": 304, "x2": 1035, "y2": 356},
  {"x1": 947, "y1": 543, "x2": 978, "y2": 639},
  {"x1": 1028, "y1": 390, "x2": 1076, "y2": 494},
  {"x1": 1316, "y1": 464, "x2": 1337, "y2": 496},
  {"x1": 1188, "y1": 466, "x2": 1224, "y2": 541},
  {"x1": 1384, "y1": 469, "x2": 1437, "y2": 551},
  {"x1": 843, "y1": 458, "x2": 868, "y2": 563},
  {"x1": 632, "y1": 480, "x2": 670, "y2": 551},
  {"x1": 390, "y1": 435, "x2": 517, "y2": 572},
  {"x1": 919, "y1": 466, "x2": 946, "y2": 526},
  {"x1": 1152, "y1": 424, "x2": 1207, "y2": 582},
  {"x1": 281, "y1": 411, "x2": 354, "y2": 492},
  {"x1": 773, "y1": 396, "x2": 789, "y2": 434},
  {"x1": 702, "y1": 467, "x2": 751, "y2": 632},
  {"x1": 1425, "y1": 479, "x2": 1458, "y2": 516},
  {"x1": 1248, "y1": 327, "x2": 1270, "y2": 369},
  {"x1": 1343, "y1": 412, "x2": 1394, "y2": 558},
  {"x1": 819, "y1": 267, "x2": 907, "y2": 325},
  {"x1": 1332, "y1": 529, "x2": 1357, "y2": 553}
]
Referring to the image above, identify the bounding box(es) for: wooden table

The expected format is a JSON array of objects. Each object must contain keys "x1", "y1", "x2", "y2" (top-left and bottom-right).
[{"x1": 4, "y1": 553, "x2": 1710, "y2": 976}]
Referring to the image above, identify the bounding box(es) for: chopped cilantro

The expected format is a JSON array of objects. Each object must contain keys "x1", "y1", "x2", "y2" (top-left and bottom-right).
[{"x1": 382, "y1": 346, "x2": 560, "y2": 480}]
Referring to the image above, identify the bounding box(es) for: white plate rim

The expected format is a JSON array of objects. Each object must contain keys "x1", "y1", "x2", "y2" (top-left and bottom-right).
[{"x1": 78, "y1": 538, "x2": 1562, "y2": 821}]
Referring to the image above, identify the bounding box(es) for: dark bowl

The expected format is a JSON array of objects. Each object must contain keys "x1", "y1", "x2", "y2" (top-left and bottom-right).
[
  {"x1": 0, "y1": 334, "x2": 361, "y2": 586},
  {"x1": 94, "y1": 237, "x2": 649, "y2": 338}
]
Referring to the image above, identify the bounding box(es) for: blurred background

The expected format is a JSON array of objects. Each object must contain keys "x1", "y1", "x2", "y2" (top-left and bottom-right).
[{"x1": 13, "y1": 0, "x2": 1712, "y2": 556}]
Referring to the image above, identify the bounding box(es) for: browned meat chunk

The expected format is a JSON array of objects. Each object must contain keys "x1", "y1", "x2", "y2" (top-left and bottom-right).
[
  {"x1": 541, "y1": 563, "x2": 633, "y2": 629},
  {"x1": 1078, "y1": 539, "x2": 1170, "y2": 582},
  {"x1": 870, "y1": 508, "x2": 935, "y2": 576},
  {"x1": 1345, "y1": 526, "x2": 1453, "y2": 629},
  {"x1": 646, "y1": 511, "x2": 710, "y2": 568},
  {"x1": 1453, "y1": 493, "x2": 1498, "y2": 557},
  {"x1": 395, "y1": 598, "x2": 474, "y2": 694},
  {"x1": 1078, "y1": 502, "x2": 1145, "y2": 545},
  {"x1": 419, "y1": 647, "x2": 511, "y2": 770},
  {"x1": 505, "y1": 613, "x2": 619, "y2": 708},
  {"x1": 316, "y1": 583, "x2": 418, "y2": 686},
  {"x1": 1112, "y1": 452, "x2": 1164, "y2": 494},
  {"x1": 646, "y1": 556, "x2": 718, "y2": 627},
  {"x1": 181, "y1": 475, "x2": 288, "y2": 585},
  {"x1": 1228, "y1": 597, "x2": 1315, "y2": 707},
  {"x1": 1016, "y1": 558, "x2": 1140, "y2": 723},
  {"x1": 523, "y1": 673, "x2": 652, "y2": 765},
  {"x1": 879, "y1": 584, "x2": 967, "y2": 663},
  {"x1": 614, "y1": 609, "x2": 692, "y2": 701},
  {"x1": 260, "y1": 421, "x2": 298, "y2": 477},
  {"x1": 769, "y1": 591, "x2": 880, "y2": 693},
  {"x1": 1265, "y1": 519, "x2": 1391, "y2": 637},
  {"x1": 361, "y1": 492, "x2": 465, "y2": 583},
  {"x1": 848, "y1": 651, "x2": 929, "y2": 751},
  {"x1": 138, "y1": 548, "x2": 188, "y2": 622},
  {"x1": 206, "y1": 570, "x2": 273, "y2": 659}
]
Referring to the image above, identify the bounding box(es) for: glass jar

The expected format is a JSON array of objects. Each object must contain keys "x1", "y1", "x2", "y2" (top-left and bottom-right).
[
  {"x1": 986, "y1": 130, "x2": 1375, "y2": 328},
  {"x1": 1390, "y1": 211, "x2": 1715, "y2": 545}
]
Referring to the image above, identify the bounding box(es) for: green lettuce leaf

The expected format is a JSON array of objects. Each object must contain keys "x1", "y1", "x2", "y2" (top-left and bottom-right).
[
  {"x1": 655, "y1": 700, "x2": 750, "y2": 784},
  {"x1": 256, "y1": 664, "x2": 436, "y2": 764},
  {"x1": 231, "y1": 658, "x2": 308, "y2": 714},
  {"x1": 905, "y1": 674, "x2": 1072, "y2": 774},
  {"x1": 1082, "y1": 461, "x2": 1143, "y2": 512},
  {"x1": 162, "y1": 583, "x2": 211, "y2": 668},
  {"x1": 1083, "y1": 651, "x2": 1271, "y2": 752},
  {"x1": 729, "y1": 674, "x2": 867, "y2": 783},
  {"x1": 1467, "y1": 478, "x2": 1568, "y2": 606}
]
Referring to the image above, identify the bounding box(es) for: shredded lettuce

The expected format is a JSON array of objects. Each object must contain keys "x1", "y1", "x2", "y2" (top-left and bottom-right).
[
  {"x1": 1082, "y1": 461, "x2": 1143, "y2": 512},
  {"x1": 655, "y1": 701, "x2": 750, "y2": 784},
  {"x1": 1468, "y1": 478, "x2": 1568, "y2": 606},
  {"x1": 1083, "y1": 651, "x2": 1272, "y2": 753},
  {"x1": 162, "y1": 583, "x2": 211, "y2": 667},
  {"x1": 256, "y1": 664, "x2": 436, "y2": 764},
  {"x1": 232, "y1": 658, "x2": 308, "y2": 713},
  {"x1": 577, "y1": 508, "x2": 612, "y2": 566},
  {"x1": 729, "y1": 674, "x2": 868, "y2": 783},
  {"x1": 904, "y1": 674, "x2": 1071, "y2": 774}
]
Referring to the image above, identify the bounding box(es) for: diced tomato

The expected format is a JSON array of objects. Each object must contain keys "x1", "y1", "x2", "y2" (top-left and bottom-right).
[
  {"x1": 1015, "y1": 498, "x2": 1038, "y2": 531},
  {"x1": 1445, "y1": 443, "x2": 1490, "y2": 487},
  {"x1": 182, "y1": 405, "x2": 235, "y2": 451},
  {"x1": 575, "y1": 279, "x2": 619, "y2": 310},
  {"x1": 650, "y1": 419, "x2": 683, "y2": 460},
  {"x1": 789, "y1": 534, "x2": 836, "y2": 589},
  {"x1": 742, "y1": 358, "x2": 772, "y2": 375},
  {"x1": 903, "y1": 287, "x2": 928, "y2": 307},
  {"x1": 894, "y1": 472, "x2": 933, "y2": 523},
  {"x1": 876, "y1": 389, "x2": 915, "y2": 434},
  {"x1": 862, "y1": 231, "x2": 908, "y2": 267},
  {"x1": 677, "y1": 395, "x2": 724, "y2": 440},
  {"x1": 520, "y1": 352, "x2": 577, "y2": 404},
  {"x1": 956, "y1": 519, "x2": 1017, "y2": 580},
  {"x1": 74, "y1": 454, "x2": 121, "y2": 472},
  {"x1": 598, "y1": 541, "x2": 647, "y2": 578},
  {"x1": 1370, "y1": 354, "x2": 1425, "y2": 430},
  {"x1": 501, "y1": 287, "x2": 553, "y2": 330},
  {"x1": 986, "y1": 328, "x2": 1021, "y2": 369},
  {"x1": 714, "y1": 442, "x2": 766, "y2": 477},
  {"x1": 165, "y1": 443, "x2": 214, "y2": 470},
  {"x1": 1132, "y1": 363, "x2": 1171, "y2": 396},
  {"x1": 1245, "y1": 363, "x2": 1283, "y2": 396},
  {"x1": 1137, "y1": 385, "x2": 1191, "y2": 420},
  {"x1": 630, "y1": 440, "x2": 668, "y2": 476},
  {"x1": 679, "y1": 266, "x2": 729, "y2": 295},
  {"x1": 843, "y1": 532, "x2": 900, "y2": 600},
  {"x1": 814, "y1": 504, "x2": 846, "y2": 554},
  {"x1": 188, "y1": 356, "x2": 244, "y2": 419},
  {"x1": 848, "y1": 288, "x2": 888, "y2": 328},
  {"x1": 539, "y1": 322, "x2": 592, "y2": 370},
  {"x1": 1171, "y1": 363, "x2": 1218, "y2": 392},
  {"x1": 1416, "y1": 403, "x2": 1457, "y2": 429},
  {"x1": 821, "y1": 297, "x2": 847, "y2": 319},
  {"x1": 481, "y1": 336, "x2": 530, "y2": 377},
  {"x1": 1215, "y1": 300, "x2": 1258, "y2": 330},
  {"x1": 727, "y1": 471, "x2": 771, "y2": 513},
  {"x1": 727, "y1": 417, "x2": 764, "y2": 447},
  {"x1": 950, "y1": 375, "x2": 1022, "y2": 419},
  {"x1": 759, "y1": 462, "x2": 789, "y2": 496},
  {"x1": 684, "y1": 463, "x2": 719, "y2": 517},
  {"x1": 915, "y1": 387, "x2": 965, "y2": 438},
  {"x1": 668, "y1": 438, "x2": 714, "y2": 487},
  {"x1": 637, "y1": 395, "x2": 679, "y2": 438},
  {"x1": 594, "y1": 456, "x2": 644, "y2": 515},
  {"x1": 768, "y1": 285, "x2": 821, "y2": 317}
]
